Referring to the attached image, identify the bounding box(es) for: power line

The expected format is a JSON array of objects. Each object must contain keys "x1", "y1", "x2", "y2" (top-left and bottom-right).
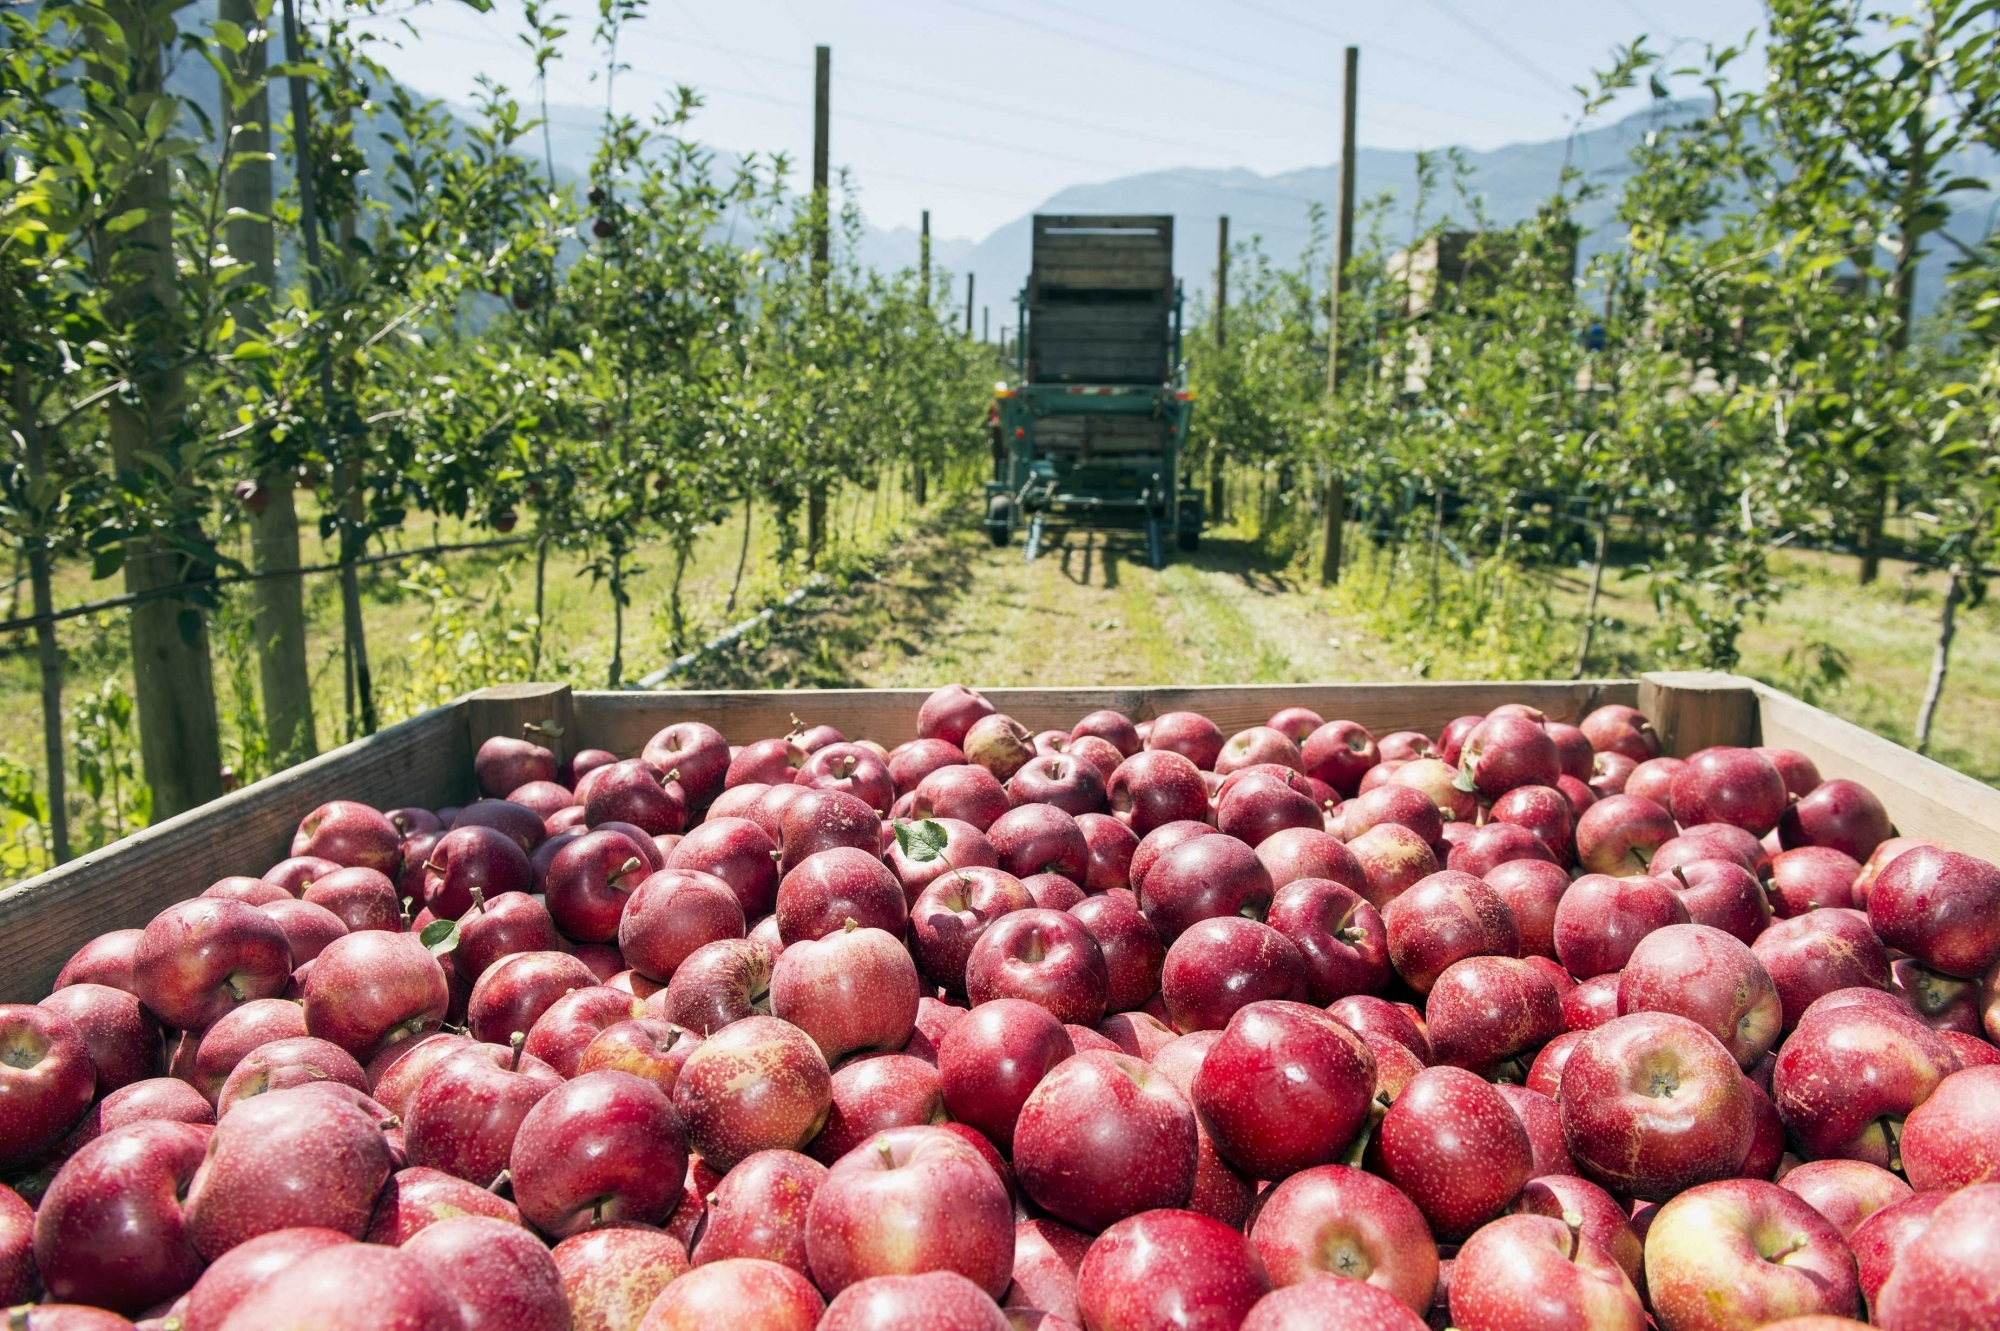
[{"x1": 1426, "y1": 0, "x2": 1574, "y2": 96}]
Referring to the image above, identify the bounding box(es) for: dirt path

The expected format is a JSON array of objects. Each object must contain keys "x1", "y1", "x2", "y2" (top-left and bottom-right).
[{"x1": 675, "y1": 508, "x2": 1408, "y2": 690}]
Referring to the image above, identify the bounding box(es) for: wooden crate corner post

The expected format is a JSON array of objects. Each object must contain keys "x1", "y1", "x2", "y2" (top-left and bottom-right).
[
  {"x1": 466, "y1": 682, "x2": 576, "y2": 765},
  {"x1": 1637, "y1": 671, "x2": 1761, "y2": 758}
]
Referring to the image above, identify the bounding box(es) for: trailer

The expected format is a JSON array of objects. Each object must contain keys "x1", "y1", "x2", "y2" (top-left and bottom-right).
[{"x1": 985, "y1": 215, "x2": 1203, "y2": 569}]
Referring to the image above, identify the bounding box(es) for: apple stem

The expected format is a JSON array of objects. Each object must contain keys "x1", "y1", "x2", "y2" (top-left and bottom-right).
[
  {"x1": 876, "y1": 1139, "x2": 897, "y2": 1168},
  {"x1": 488, "y1": 1169, "x2": 512, "y2": 1194},
  {"x1": 470, "y1": 887, "x2": 487, "y2": 914},
  {"x1": 843, "y1": 917, "x2": 859, "y2": 933},
  {"x1": 509, "y1": 1030, "x2": 526, "y2": 1070}
]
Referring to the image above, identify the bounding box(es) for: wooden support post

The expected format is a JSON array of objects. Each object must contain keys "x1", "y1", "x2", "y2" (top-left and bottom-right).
[
  {"x1": 1320, "y1": 46, "x2": 1358, "y2": 586},
  {"x1": 811, "y1": 45, "x2": 830, "y2": 285},
  {"x1": 965, "y1": 273, "x2": 975, "y2": 337},
  {"x1": 466, "y1": 683, "x2": 576, "y2": 766},
  {"x1": 1637, "y1": 671, "x2": 1760, "y2": 757},
  {"x1": 1215, "y1": 215, "x2": 1229, "y2": 349},
  {"x1": 919, "y1": 209, "x2": 931, "y2": 305}
]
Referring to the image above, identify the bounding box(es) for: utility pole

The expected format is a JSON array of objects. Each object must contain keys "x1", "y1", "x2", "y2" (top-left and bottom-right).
[
  {"x1": 1320, "y1": 44, "x2": 1358, "y2": 587},
  {"x1": 806, "y1": 43, "x2": 830, "y2": 567},
  {"x1": 983, "y1": 306, "x2": 990, "y2": 343},
  {"x1": 965, "y1": 272, "x2": 976, "y2": 336},
  {"x1": 1212, "y1": 215, "x2": 1229, "y2": 523}
]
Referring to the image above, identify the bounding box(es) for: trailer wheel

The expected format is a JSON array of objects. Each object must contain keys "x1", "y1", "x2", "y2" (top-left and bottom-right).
[
  {"x1": 986, "y1": 494, "x2": 1014, "y2": 546},
  {"x1": 1176, "y1": 530, "x2": 1199, "y2": 552}
]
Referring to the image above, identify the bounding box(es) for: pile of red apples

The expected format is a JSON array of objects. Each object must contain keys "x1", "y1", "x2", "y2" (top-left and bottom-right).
[{"x1": 5, "y1": 685, "x2": 2000, "y2": 1331}]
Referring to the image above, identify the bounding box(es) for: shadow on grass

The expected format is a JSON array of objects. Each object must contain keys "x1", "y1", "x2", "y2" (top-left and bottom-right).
[{"x1": 668, "y1": 503, "x2": 983, "y2": 689}]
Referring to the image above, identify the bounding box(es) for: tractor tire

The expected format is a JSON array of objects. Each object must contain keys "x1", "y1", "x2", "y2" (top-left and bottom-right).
[
  {"x1": 988, "y1": 524, "x2": 1010, "y2": 548},
  {"x1": 1177, "y1": 530, "x2": 1199, "y2": 552}
]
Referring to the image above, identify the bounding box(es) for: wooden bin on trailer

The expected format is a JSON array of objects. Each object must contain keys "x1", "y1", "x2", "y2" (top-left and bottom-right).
[{"x1": 6, "y1": 671, "x2": 2000, "y2": 1004}]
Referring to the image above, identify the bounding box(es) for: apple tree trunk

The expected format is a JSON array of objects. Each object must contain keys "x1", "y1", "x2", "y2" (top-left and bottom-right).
[{"x1": 223, "y1": 0, "x2": 318, "y2": 767}]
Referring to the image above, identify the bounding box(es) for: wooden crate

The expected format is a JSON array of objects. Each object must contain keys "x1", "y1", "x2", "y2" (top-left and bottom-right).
[{"x1": 4, "y1": 673, "x2": 1996, "y2": 1004}]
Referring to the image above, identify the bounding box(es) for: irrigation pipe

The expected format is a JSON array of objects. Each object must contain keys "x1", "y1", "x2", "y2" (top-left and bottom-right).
[{"x1": 629, "y1": 575, "x2": 830, "y2": 689}]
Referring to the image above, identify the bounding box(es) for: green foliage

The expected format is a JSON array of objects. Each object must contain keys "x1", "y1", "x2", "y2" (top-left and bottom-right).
[{"x1": 68, "y1": 677, "x2": 150, "y2": 851}]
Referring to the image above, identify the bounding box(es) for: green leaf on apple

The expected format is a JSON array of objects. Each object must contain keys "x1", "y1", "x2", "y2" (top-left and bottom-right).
[
  {"x1": 893, "y1": 818, "x2": 950, "y2": 863},
  {"x1": 420, "y1": 917, "x2": 461, "y2": 957}
]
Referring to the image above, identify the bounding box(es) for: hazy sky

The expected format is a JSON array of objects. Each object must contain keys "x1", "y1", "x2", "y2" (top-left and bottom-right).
[{"x1": 356, "y1": 0, "x2": 1766, "y2": 240}]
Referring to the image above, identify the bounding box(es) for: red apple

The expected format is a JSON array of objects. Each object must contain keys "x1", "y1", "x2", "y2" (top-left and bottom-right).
[
  {"x1": 616, "y1": 868, "x2": 747, "y2": 983},
  {"x1": 1216, "y1": 726, "x2": 1303, "y2": 776},
  {"x1": 184, "y1": 1085, "x2": 395, "y2": 1256},
  {"x1": 1006, "y1": 1217, "x2": 1090, "y2": 1323},
  {"x1": 1265, "y1": 878, "x2": 1390, "y2": 1003},
  {"x1": 1767, "y1": 846, "x2": 1863, "y2": 917},
  {"x1": 1624, "y1": 756, "x2": 1684, "y2": 807},
  {"x1": 1779, "y1": 777, "x2": 1890, "y2": 862},
  {"x1": 175, "y1": 1225, "x2": 355, "y2": 1331},
  {"x1": 776, "y1": 847, "x2": 906, "y2": 944},
  {"x1": 1553, "y1": 873, "x2": 1687, "y2": 980},
  {"x1": 1562, "y1": 973, "x2": 1622, "y2": 1031},
  {"x1": 1162, "y1": 917, "x2": 1308, "y2": 1033},
  {"x1": 1008, "y1": 755, "x2": 1108, "y2": 818},
  {"x1": 520, "y1": 986, "x2": 642, "y2": 1078},
  {"x1": 637, "y1": 1256, "x2": 825, "y2": 1330},
  {"x1": 1374, "y1": 1066, "x2": 1533, "y2": 1239},
  {"x1": 1873, "y1": 1182, "x2": 2000, "y2": 1331},
  {"x1": 1338, "y1": 783, "x2": 1443, "y2": 846},
  {"x1": 302, "y1": 929, "x2": 450, "y2": 1061},
  {"x1": 1072, "y1": 709, "x2": 1142, "y2": 758},
  {"x1": 1851, "y1": 1190, "x2": 1948, "y2": 1316},
  {"x1": 889, "y1": 738, "x2": 969, "y2": 794},
  {"x1": 1389, "y1": 758, "x2": 1478, "y2": 823},
  {"x1": 211, "y1": 1240, "x2": 463, "y2": 1331},
  {"x1": 214, "y1": 1036, "x2": 367, "y2": 1116},
  {"x1": 1772, "y1": 1000, "x2": 1958, "y2": 1168},
  {"x1": 1425, "y1": 955, "x2": 1565, "y2": 1073},
  {"x1": 405, "y1": 1038, "x2": 562, "y2": 1187},
  {"x1": 54, "y1": 929, "x2": 145, "y2": 994},
  {"x1": 30, "y1": 1120, "x2": 207, "y2": 1313},
  {"x1": 402, "y1": 1214, "x2": 567, "y2": 1331},
  {"x1": 1382, "y1": 870, "x2": 1519, "y2": 994},
  {"x1": 966, "y1": 909, "x2": 1110, "y2": 1027},
  {"x1": 584, "y1": 760, "x2": 688, "y2": 837},
  {"x1": 988, "y1": 805, "x2": 1089, "y2": 885},
  {"x1": 1779, "y1": 1158, "x2": 1913, "y2": 1238},
  {"x1": 772, "y1": 922, "x2": 919, "y2": 1062},
  {"x1": 1581, "y1": 705, "x2": 1659, "y2": 762},
  {"x1": 1574, "y1": 794, "x2": 1676, "y2": 876},
  {"x1": 37, "y1": 983, "x2": 159, "y2": 1094},
  {"x1": 1301, "y1": 720, "x2": 1379, "y2": 797},
  {"x1": 1892, "y1": 1062, "x2": 2000, "y2": 1192},
  {"x1": 1446, "y1": 822, "x2": 1557, "y2": 879},
  {"x1": 1215, "y1": 771, "x2": 1322, "y2": 849},
  {"x1": 1013, "y1": 1051, "x2": 1197, "y2": 1231},
  {"x1": 551, "y1": 1226, "x2": 689, "y2": 1331},
  {"x1": 1144, "y1": 711, "x2": 1223, "y2": 770},
  {"x1": 131, "y1": 899, "x2": 292, "y2": 1033},
  {"x1": 1074, "y1": 814, "x2": 1139, "y2": 895},
  {"x1": 98, "y1": 1078, "x2": 214, "y2": 1132},
  {"x1": 911, "y1": 867, "x2": 1034, "y2": 994},
  {"x1": 191, "y1": 1004, "x2": 310, "y2": 1104},
  {"x1": 1457, "y1": 713, "x2": 1561, "y2": 800},
  {"x1": 453, "y1": 798, "x2": 550, "y2": 855},
  {"x1": 1481, "y1": 859, "x2": 1567, "y2": 960},
  {"x1": 1105, "y1": 750, "x2": 1210, "y2": 836},
  {"x1": 671, "y1": 1016, "x2": 831, "y2": 1172},
  {"x1": 1511, "y1": 1174, "x2": 1644, "y2": 1288},
  {"x1": 1489, "y1": 784, "x2": 1575, "y2": 865},
  {"x1": 643, "y1": 721, "x2": 731, "y2": 810},
  {"x1": 542, "y1": 828, "x2": 653, "y2": 943},
  {"x1": 510, "y1": 1070, "x2": 687, "y2": 1237},
  {"x1": 1588, "y1": 751, "x2": 1637, "y2": 798},
  {"x1": 1643, "y1": 1179, "x2": 1861, "y2": 1330},
  {"x1": 728, "y1": 740, "x2": 799, "y2": 790},
  {"x1": 964, "y1": 714, "x2": 1036, "y2": 784},
  {"x1": 1192, "y1": 1000, "x2": 1375, "y2": 1179},
  {"x1": 1662, "y1": 858, "x2": 1770, "y2": 945},
  {"x1": 1067, "y1": 891, "x2": 1163, "y2": 1015},
  {"x1": 919, "y1": 685, "x2": 996, "y2": 747},
  {"x1": 1559, "y1": 1012, "x2": 1753, "y2": 1200},
  {"x1": 466, "y1": 950, "x2": 597, "y2": 1046},
  {"x1": 292, "y1": 801, "x2": 401, "y2": 874},
  {"x1": 1139, "y1": 833, "x2": 1275, "y2": 942},
  {"x1": 797, "y1": 744, "x2": 897, "y2": 817},
  {"x1": 803, "y1": 1124, "x2": 1013, "y2": 1299},
  {"x1": 258, "y1": 898, "x2": 348, "y2": 968},
  {"x1": 1619, "y1": 924, "x2": 1781, "y2": 1069},
  {"x1": 913, "y1": 765, "x2": 1013, "y2": 833},
  {"x1": 1238, "y1": 1278, "x2": 1427, "y2": 1330},
  {"x1": 666, "y1": 817, "x2": 781, "y2": 919},
  {"x1": 657, "y1": 936, "x2": 771, "y2": 1034},
  {"x1": 1449, "y1": 1212, "x2": 1644, "y2": 1330},
  {"x1": 1076, "y1": 1209, "x2": 1270, "y2": 1329},
  {"x1": 1752, "y1": 909, "x2": 1892, "y2": 1031},
  {"x1": 475, "y1": 735, "x2": 557, "y2": 798},
  {"x1": 365, "y1": 1165, "x2": 521, "y2": 1244},
  {"x1": 1346, "y1": 824, "x2": 1441, "y2": 909},
  {"x1": 686, "y1": 1148, "x2": 822, "y2": 1273},
  {"x1": 1247, "y1": 1162, "x2": 1435, "y2": 1311},
  {"x1": 1869, "y1": 845, "x2": 2000, "y2": 981},
  {"x1": 938, "y1": 998, "x2": 1074, "y2": 1154}
]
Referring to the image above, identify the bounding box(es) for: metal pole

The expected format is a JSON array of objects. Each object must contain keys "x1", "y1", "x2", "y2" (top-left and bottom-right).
[
  {"x1": 1215, "y1": 215, "x2": 1229, "y2": 350},
  {"x1": 965, "y1": 273, "x2": 975, "y2": 336},
  {"x1": 811, "y1": 44, "x2": 830, "y2": 285},
  {"x1": 920, "y1": 209, "x2": 931, "y2": 306}
]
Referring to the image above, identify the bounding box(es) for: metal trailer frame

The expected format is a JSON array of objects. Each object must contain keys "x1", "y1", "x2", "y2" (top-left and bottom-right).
[{"x1": 984, "y1": 282, "x2": 1203, "y2": 570}]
